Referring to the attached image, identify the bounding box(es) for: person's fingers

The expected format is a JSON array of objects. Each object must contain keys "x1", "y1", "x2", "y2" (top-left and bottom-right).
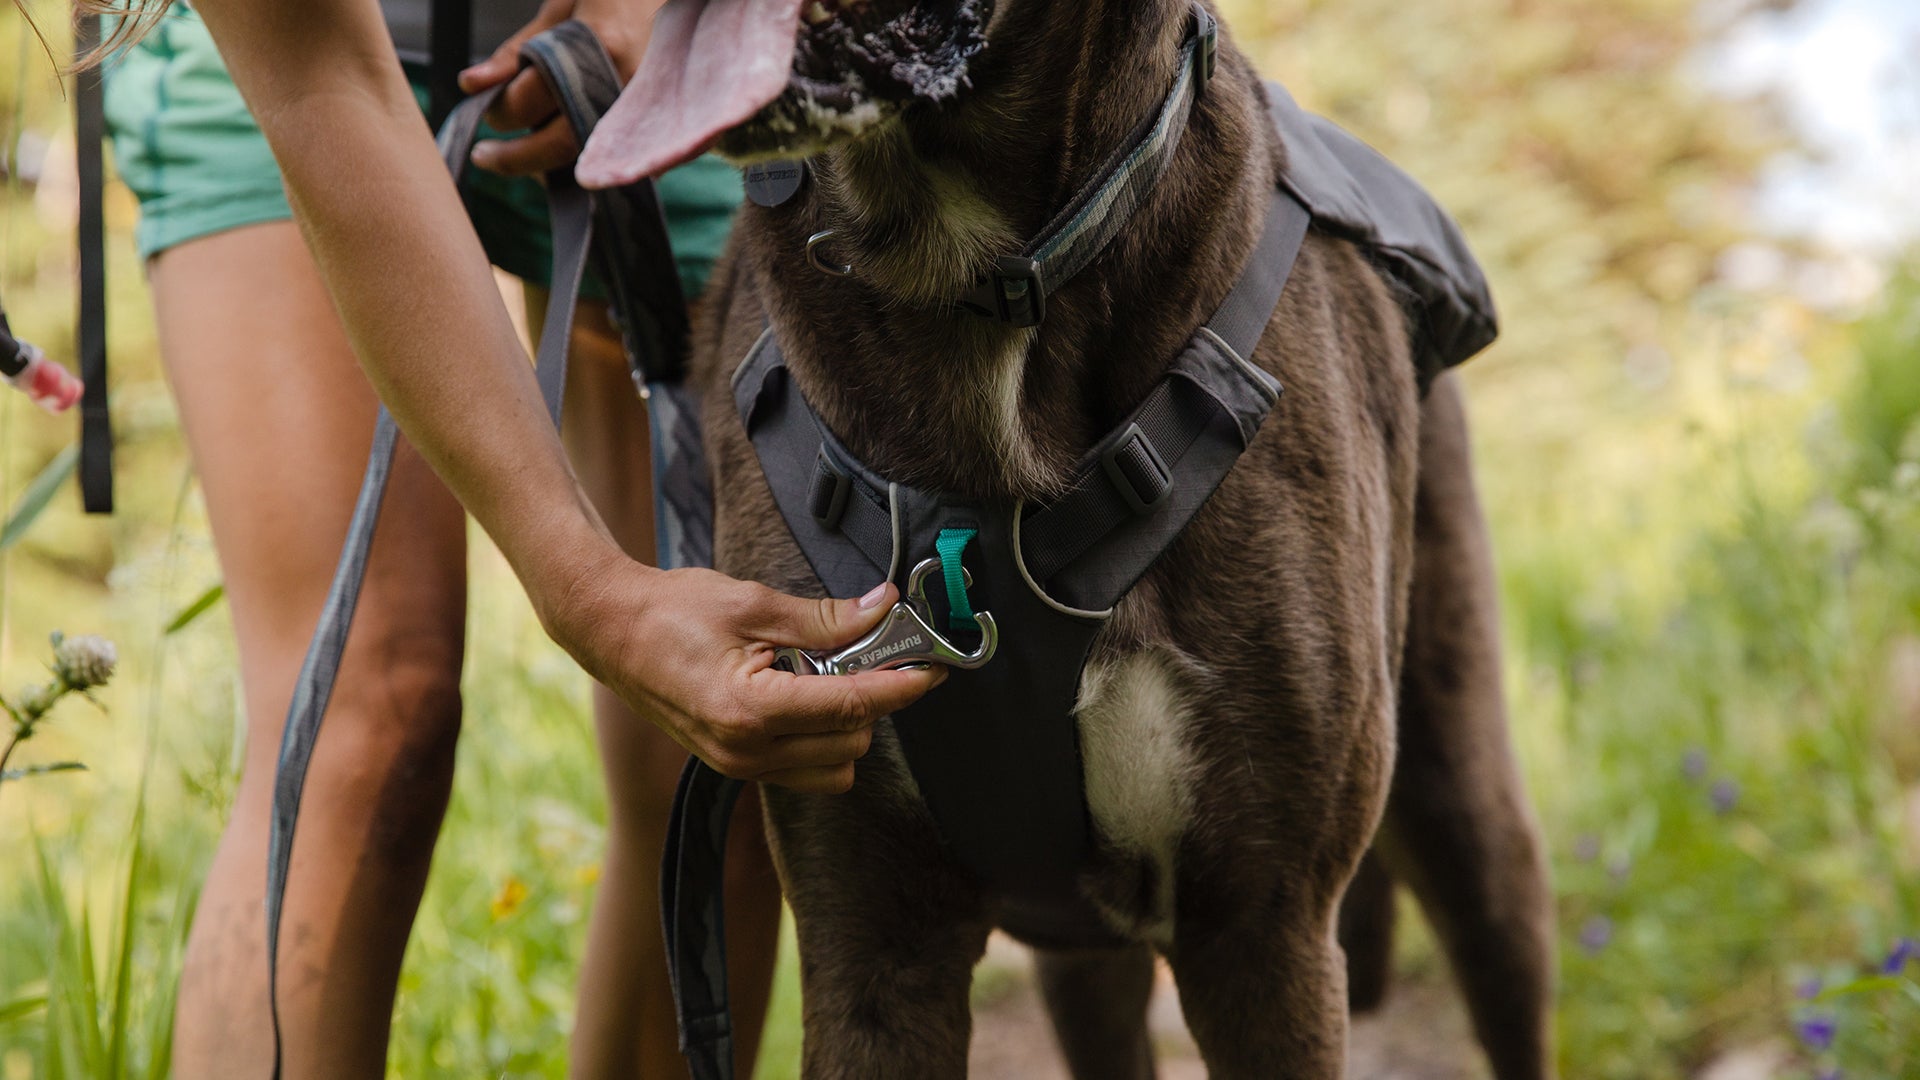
[
  {"x1": 756, "y1": 665, "x2": 946, "y2": 737},
  {"x1": 767, "y1": 728, "x2": 875, "y2": 771},
  {"x1": 471, "y1": 120, "x2": 581, "y2": 177},
  {"x1": 758, "y1": 764, "x2": 858, "y2": 795},
  {"x1": 742, "y1": 582, "x2": 899, "y2": 651},
  {"x1": 458, "y1": 0, "x2": 573, "y2": 92},
  {"x1": 486, "y1": 67, "x2": 562, "y2": 134}
]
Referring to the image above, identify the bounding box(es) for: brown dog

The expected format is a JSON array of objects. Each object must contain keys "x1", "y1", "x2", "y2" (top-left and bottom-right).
[{"x1": 585, "y1": 0, "x2": 1556, "y2": 1075}]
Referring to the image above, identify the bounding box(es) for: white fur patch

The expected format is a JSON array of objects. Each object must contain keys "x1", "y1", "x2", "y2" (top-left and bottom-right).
[{"x1": 1075, "y1": 651, "x2": 1200, "y2": 943}]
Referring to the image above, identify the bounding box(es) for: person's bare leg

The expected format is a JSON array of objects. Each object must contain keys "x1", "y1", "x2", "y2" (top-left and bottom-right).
[
  {"x1": 155, "y1": 222, "x2": 470, "y2": 1078},
  {"x1": 552, "y1": 296, "x2": 781, "y2": 1079}
]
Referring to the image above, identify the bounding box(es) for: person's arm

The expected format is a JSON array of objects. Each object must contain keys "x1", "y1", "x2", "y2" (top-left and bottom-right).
[{"x1": 186, "y1": 0, "x2": 941, "y2": 793}]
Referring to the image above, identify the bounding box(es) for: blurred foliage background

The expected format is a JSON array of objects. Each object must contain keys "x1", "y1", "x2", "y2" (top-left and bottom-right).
[{"x1": 2, "y1": 0, "x2": 1918, "y2": 1077}]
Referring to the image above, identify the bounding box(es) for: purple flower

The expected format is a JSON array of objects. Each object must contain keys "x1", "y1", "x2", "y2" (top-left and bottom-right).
[
  {"x1": 1796, "y1": 976, "x2": 1824, "y2": 1000},
  {"x1": 1882, "y1": 937, "x2": 1917, "y2": 975},
  {"x1": 1710, "y1": 778, "x2": 1740, "y2": 815},
  {"x1": 1816, "y1": 1068, "x2": 1842, "y2": 1080},
  {"x1": 1682, "y1": 747, "x2": 1709, "y2": 781},
  {"x1": 1794, "y1": 1013, "x2": 1837, "y2": 1053},
  {"x1": 1579, "y1": 915, "x2": 1613, "y2": 954}
]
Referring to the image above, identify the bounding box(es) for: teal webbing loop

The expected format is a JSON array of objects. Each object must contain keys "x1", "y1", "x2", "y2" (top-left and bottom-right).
[{"x1": 935, "y1": 528, "x2": 978, "y2": 633}]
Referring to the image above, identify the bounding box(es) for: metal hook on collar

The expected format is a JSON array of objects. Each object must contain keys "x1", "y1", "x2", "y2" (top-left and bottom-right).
[
  {"x1": 807, "y1": 230, "x2": 856, "y2": 278},
  {"x1": 773, "y1": 559, "x2": 998, "y2": 677}
]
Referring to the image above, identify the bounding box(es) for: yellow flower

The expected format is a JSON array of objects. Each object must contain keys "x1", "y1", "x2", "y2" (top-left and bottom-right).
[{"x1": 490, "y1": 875, "x2": 529, "y2": 921}]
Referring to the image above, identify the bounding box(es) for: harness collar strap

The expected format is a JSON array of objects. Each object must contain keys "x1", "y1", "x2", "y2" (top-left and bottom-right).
[{"x1": 953, "y1": 4, "x2": 1218, "y2": 328}]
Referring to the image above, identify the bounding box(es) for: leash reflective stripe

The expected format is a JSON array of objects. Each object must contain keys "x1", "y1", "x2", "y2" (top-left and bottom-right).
[
  {"x1": 953, "y1": 4, "x2": 1216, "y2": 328},
  {"x1": 75, "y1": 13, "x2": 112, "y2": 514},
  {"x1": 262, "y1": 24, "x2": 667, "y2": 1077}
]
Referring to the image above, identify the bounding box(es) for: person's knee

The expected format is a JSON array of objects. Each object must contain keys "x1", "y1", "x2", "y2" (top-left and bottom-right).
[{"x1": 310, "y1": 633, "x2": 464, "y2": 863}]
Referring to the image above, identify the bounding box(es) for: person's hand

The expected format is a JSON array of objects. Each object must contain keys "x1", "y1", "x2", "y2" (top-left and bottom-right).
[
  {"x1": 549, "y1": 556, "x2": 948, "y2": 794},
  {"x1": 458, "y1": 0, "x2": 656, "y2": 177}
]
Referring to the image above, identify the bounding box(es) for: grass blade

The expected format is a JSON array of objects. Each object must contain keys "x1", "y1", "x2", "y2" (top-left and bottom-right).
[
  {"x1": 1, "y1": 760, "x2": 87, "y2": 781},
  {"x1": 0, "y1": 991, "x2": 46, "y2": 1025},
  {"x1": 163, "y1": 583, "x2": 225, "y2": 636},
  {"x1": 106, "y1": 812, "x2": 144, "y2": 1077},
  {"x1": 0, "y1": 443, "x2": 78, "y2": 551}
]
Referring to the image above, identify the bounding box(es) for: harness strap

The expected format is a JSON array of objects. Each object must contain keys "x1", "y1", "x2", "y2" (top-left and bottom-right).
[
  {"x1": 262, "y1": 25, "x2": 666, "y2": 1077},
  {"x1": 953, "y1": 4, "x2": 1215, "y2": 327},
  {"x1": 1019, "y1": 188, "x2": 1308, "y2": 590},
  {"x1": 75, "y1": 13, "x2": 111, "y2": 514}
]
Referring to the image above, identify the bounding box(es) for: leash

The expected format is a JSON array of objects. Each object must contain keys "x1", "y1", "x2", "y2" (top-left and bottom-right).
[{"x1": 260, "y1": 21, "x2": 688, "y2": 1077}]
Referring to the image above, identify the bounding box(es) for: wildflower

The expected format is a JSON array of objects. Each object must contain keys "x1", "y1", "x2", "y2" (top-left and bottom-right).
[
  {"x1": 490, "y1": 875, "x2": 529, "y2": 921},
  {"x1": 1681, "y1": 747, "x2": 1708, "y2": 781},
  {"x1": 1578, "y1": 915, "x2": 1613, "y2": 955},
  {"x1": 1796, "y1": 976, "x2": 1823, "y2": 1000},
  {"x1": 1882, "y1": 937, "x2": 1917, "y2": 975},
  {"x1": 1573, "y1": 834, "x2": 1600, "y2": 863},
  {"x1": 51, "y1": 632, "x2": 117, "y2": 691},
  {"x1": 1816, "y1": 1069, "x2": 1842, "y2": 1080},
  {"x1": 11, "y1": 682, "x2": 54, "y2": 722},
  {"x1": 1794, "y1": 1013, "x2": 1837, "y2": 1053},
  {"x1": 1710, "y1": 778, "x2": 1739, "y2": 815}
]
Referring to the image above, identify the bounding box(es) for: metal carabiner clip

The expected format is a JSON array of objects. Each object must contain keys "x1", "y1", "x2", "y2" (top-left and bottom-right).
[{"x1": 773, "y1": 559, "x2": 998, "y2": 676}]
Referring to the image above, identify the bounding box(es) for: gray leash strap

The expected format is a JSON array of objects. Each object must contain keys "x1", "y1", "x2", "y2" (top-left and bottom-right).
[{"x1": 263, "y1": 24, "x2": 624, "y2": 1076}]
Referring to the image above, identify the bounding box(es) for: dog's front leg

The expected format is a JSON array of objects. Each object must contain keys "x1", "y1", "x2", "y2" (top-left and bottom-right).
[{"x1": 764, "y1": 732, "x2": 991, "y2": 1079}]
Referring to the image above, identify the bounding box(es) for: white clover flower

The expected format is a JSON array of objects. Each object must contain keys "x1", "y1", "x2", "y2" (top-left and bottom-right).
[{"x1": 52, "y1": 633, "x2": 117, "y2": 691}]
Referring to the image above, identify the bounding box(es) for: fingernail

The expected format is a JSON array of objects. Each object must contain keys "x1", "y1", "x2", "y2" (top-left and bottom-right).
[{"x1": 858, "y1": 583, "x2": 889, "y2": 610}]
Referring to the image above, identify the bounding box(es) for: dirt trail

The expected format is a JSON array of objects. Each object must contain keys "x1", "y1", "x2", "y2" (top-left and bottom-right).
[{"x1": 966, "y1": 936, "x2": 1487, "y2": 1080}]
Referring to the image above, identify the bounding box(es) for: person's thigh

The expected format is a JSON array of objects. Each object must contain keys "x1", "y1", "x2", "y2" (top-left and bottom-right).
[{"x1": 151, "y1": 221, "x2": 470, "y2": 1078}]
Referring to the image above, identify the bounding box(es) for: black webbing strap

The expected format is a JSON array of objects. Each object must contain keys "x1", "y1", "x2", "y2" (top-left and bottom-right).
[
  {"x1": 952, "y1": 4, "x2": 1215, "y2": 327},
  {"x1": 427, "y1": 0, "x2": 472, "y2": 129},
  {"x1": 262, "y1": 25, "x2": 657, "y2": 1077},
  {"x1": 662, "y1": 760, "x2": 746, "y2": 1080},
  {"x1": 75, "y1": 13, "x2": 111, "y2": 514},
  {"x1": 1019, "y1": 188, "x2": 1308, "y2": 588}
]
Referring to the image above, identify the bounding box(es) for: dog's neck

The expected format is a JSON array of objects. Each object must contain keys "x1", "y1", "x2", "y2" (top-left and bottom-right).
[{"x1": 738, "y1": 0, "x2": 1276, "y2": 501}]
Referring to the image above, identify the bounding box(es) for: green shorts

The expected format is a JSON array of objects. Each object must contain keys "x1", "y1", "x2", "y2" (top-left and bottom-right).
[{"x1": 102, "y1": 5, "x2": 741, "y2": 300}]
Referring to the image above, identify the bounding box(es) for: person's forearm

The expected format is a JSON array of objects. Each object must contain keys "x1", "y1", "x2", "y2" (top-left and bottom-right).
[{"x1": 191, "y1": 0, "x2": 627, "y2": 611}]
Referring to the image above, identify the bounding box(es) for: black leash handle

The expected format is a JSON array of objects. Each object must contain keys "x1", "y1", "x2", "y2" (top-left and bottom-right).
[{"x1": 260, "y1": 23, "x2": 678, "y2": 1077}]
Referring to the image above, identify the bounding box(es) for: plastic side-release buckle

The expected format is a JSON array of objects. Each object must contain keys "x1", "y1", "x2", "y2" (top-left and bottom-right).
[
  {"x1": 1101, "y1": 423, "x2": 1173, "y2": 515},
  {"x1": 809, "y1": 450, "x2": 853, "y2": 530},
  {"x1": 1194, "y1": 9, "x2": 1218, "y2": 92},
  {"x1": 991, "y1": 256, "x2": 1047, "y2": 328}
]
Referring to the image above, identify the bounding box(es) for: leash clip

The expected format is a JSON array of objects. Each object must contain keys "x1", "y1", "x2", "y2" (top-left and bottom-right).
[{"x1": 774, "y1": 558, "x2": 999, "y2": 676}]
